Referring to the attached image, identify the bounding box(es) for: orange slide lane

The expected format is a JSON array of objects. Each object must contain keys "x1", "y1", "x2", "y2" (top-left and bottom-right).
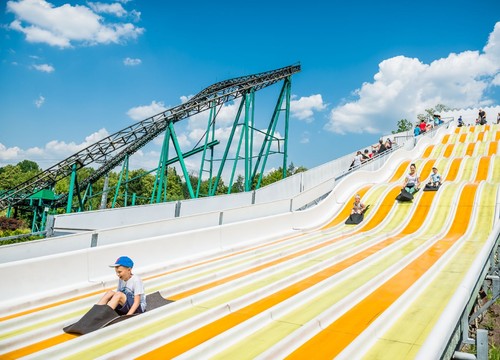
[
  {"x1": 1, "y1": 184, "x2": 402, "y2": 359},
  {"x1": 443, "y1": 144, "x2": 455, "y2": 158},
  {"x1": 488, "y1": 141, "x2": 498, "y2": 156},
  {"x1": 466, "y1": 143, "x2": 476, "y2": 156},
  {"x1": 422, "y1": 145, "x2": 434, "y2": 158},
  {"x1": 419, "y1": 159, "x2": 436, "y2": 181},
  {"x1": 287, "y1": 184, "x2": 478, "y2": 359},
  {"x1": 445, "y1": 158, "x2": 463, "y2": 182},
  {"x1": 475, "y1": 156, "x2": 491, "y2": 182},
  {"x1": 138, "y1": 190, "x2": 438, "y2": 359}
]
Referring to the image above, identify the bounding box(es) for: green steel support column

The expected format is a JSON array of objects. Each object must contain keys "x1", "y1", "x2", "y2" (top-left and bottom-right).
[
  {"x1": 31, "y1": 206, "x2": 37, "y2": 233},
  {"x1": 80, "y1": 183, "x2": 92, "y2": 211},
  {"x1": 132, "y1": 193, "x2": 136, "y2": 206},
  {"x1": 124, "y1": 161, "x2": 130, "y2": 207},
  {"x1": 228, "y1": 116, "x2": 246, "y2": 191},
  {"x1": 153, "y1": 127, "x2": 171, "y2": 204},
  {"x1": 169, "y1": 123, "x2": 195, "y2": 198},
  {"x1": 66, "y1": 163, "x2": 77, "y2": 213},
  {"x1": 255, "y1": 111, "x2": 280, "y2": 189},
  {"x1": 249, "y1": 89, "x2": 255, "y2": 185},
  {"x1": 6, "y1": 206, "x2": 11, "y2": 218},
  {"x1": 87, "y1": 184, "x2": 93, "y2": 211},
  {"x1": 74, "y1": 177, "x2": 84, "y2": 213},
  {"x1": 210, "y1": 97, "x2": 246, "y2": 195},
  {"x1": 244, "y1": 92, "x2": 252, "y2": 191},
  {"x1": 162, "y1": 173, "x2": 168, "y2": 202},
  {"x1": 100, "y1": 173, "x2": 110, "y2": 209},
  {"x1": 283, "y1": 77, "x2": 291, "y2": 178},
  {"x1": 253, "y1": 79, "x2": 289, "y2": 189},
  {"x1": 112, "y1": 155, "x2": 129, "y2": 208},
  {"x1": 207, "y1": 104, "x2": 217, "y2": 194},
  {"x1": 196, "y1": 103, "x2": 216, "y2": 197},
  {"x1": 40, "y1": 206, "x2": 47, "y2": 232}
]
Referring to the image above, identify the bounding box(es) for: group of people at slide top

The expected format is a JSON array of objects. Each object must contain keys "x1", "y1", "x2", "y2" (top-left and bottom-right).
[
  {"x1": 413, "y1": 114, "x2": 446, "y2": 137},
  {"x1": 352, "y1": 163, "x2": 442, "y2": 214},
  {"x1": 458, "y1": 110, "x2": 500, "y2": 127},
  {"x1": 349, "y1": 138, "x2": 393, "y2": 170}
]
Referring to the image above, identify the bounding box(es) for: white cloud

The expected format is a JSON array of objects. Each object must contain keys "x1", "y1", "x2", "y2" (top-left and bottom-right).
[
  {"x1": 88, "y1": 2, "x2": 127, "y2": 17},
  {"x1": 300, "y1": 131, "x2": 310, "y2": 144},
  {"x1": 0, "y1": 143, "x2": 23, "y2": 161},
  {"x1": 6, "y1": 0, "x2": 144, "y2": 48},
  {"x1": 325, "y1": 21, "x2": 500, "y2": 135},
  {"x1": 290, "y1": 94, "x2": 327, "y2": 123},
  {"x1": 126, "y1": 100, "x2": 167, "y2": 121},
  {"x1": 492, "y1": 73, "x2": 500, "y2": 86},
  {"x1": 34, "y1": 95, "x2": 45, "y2": 108},
  {"x1": 33, "y1": 63, "x2": 54, "y2": 72},
  {"x1": 123, "y1": 57, "x2": 141, "y2": 66}
]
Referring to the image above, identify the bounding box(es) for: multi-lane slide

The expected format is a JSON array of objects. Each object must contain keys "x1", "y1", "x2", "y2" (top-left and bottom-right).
[{"x1": 1, "y1": 124, "x2": 499, "y2": 359}]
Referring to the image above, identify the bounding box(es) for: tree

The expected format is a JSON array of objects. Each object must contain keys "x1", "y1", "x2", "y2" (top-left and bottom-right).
[
  {"x1": 17, "y1": 160, "x2": 41, "y2": 173},
  {"x1": 0, "y1": 161, "x2": 43, "y2": 191},
  {"x1": 231, "y1": 175, "x2": 245, "y2": 193},
  {"x1": 287, "y1": 162, "x2": 307, "y2": 176},
  {"x1": 260, "y1": 168, "x2": 285, "y2": 187},
  {"x1": 392, "y1": 119, "x2": 413, "y2": 134},
  {"x1": 418, "y1": 104, "x2": 450, "y2": 123},
  {"x1": 165, "y1": 167, "x2": 184, "y2": 200}
]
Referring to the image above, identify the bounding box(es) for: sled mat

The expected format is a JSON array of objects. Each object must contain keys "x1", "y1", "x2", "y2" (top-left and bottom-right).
[
  {"x1": 396, "y1": 189, "x2": 414, "y2": 202},
  {"x1": 345, "y1": 205, "x2": 370, "y2": 225},
  {"x1": 146, "y1": 291, "x2": 174, "y2": 311},
  {"x1": 63, "y1": 304, "x2": 119, "y2": 335},
  {"x1": 345, "y1": 213, "x2": 363, "y2": 225},
  {"x1": 63, "y1": 291, "x2": 173, "y2": 335},
  {"x1": 424, "y1": 184, "x2": 440, "y2": 191}
]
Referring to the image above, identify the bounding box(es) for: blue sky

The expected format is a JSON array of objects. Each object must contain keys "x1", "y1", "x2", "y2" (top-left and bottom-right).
[{"x1": 0, "y1": 0, "x2": 499, "y2": 175}]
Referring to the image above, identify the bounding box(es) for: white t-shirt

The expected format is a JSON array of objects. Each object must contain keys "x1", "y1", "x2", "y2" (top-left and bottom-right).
[
  {"x1": 405, "y1": 173, "x2": 419, "y2": 187},
  {"x1": 117, "y1": 274, "x2": 146, "y2": 312},
  {"x1": 353, "y1": 154, "x2": 362, "y2": 167}
]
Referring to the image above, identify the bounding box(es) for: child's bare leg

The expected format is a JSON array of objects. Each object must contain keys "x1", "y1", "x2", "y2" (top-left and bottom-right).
[
  {"x1": 105, "y1": 291, "x2": 127, "y2": 310},
  {"x1": 97, "y1": 290, "x2": 115, "y2": 305}
]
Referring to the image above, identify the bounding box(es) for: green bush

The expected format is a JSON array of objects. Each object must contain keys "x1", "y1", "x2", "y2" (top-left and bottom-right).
[{"x1": 491, "y1": 343, "x2": 500, "y2": 360}]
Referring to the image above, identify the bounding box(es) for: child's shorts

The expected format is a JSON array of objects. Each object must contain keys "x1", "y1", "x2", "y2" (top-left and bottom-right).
[{"x1": 116, "y1": 288, "x2": 144, "y2": 315}]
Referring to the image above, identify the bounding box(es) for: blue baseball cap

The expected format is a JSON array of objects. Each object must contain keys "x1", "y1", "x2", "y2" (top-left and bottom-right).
[{"x1": 110, "y1": 256, "x2": 134, "y2": 268}]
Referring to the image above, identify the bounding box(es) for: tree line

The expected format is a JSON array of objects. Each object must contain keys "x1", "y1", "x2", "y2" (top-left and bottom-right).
[{"x1": 0, "y1": 160, "x2": 308, "y2": 211}]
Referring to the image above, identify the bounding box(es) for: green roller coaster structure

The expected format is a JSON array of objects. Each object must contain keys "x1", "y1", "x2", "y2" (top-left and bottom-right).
[{"x1": 0, "y1": 64, "x2": 301, "y2": 232}]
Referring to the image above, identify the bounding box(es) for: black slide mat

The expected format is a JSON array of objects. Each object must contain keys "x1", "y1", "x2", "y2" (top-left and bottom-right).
[
  {"x1": 63, "y1": 291, "x2": 174, "y2": 335},
  {"x1": 396, "y1": 189, "x2": 414, "y2": 202},
  {"x1": 345, "y1": 213, "x2": 364, "y2": 225}
]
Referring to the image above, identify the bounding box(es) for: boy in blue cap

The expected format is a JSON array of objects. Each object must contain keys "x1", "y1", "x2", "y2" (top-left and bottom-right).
[{"x1": 97, "y1": 256, "x2": 146, "y2": 315}]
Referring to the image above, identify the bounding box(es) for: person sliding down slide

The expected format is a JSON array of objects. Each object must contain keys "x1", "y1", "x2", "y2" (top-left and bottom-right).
[
  {"x1": 346, "y1": 194, "x2": 370, "y2": 224},
  {"x1": 424, "y1": 167, "x2": 442, "y2": 191},
  {"x1": 396, "y1": 163, "x2": 420, "y2": 201}
]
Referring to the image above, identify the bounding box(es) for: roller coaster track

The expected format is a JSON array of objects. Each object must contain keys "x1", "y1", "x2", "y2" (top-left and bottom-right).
[{"x1": 0, "y1": 64, "x2": 301, "y2": 211}]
